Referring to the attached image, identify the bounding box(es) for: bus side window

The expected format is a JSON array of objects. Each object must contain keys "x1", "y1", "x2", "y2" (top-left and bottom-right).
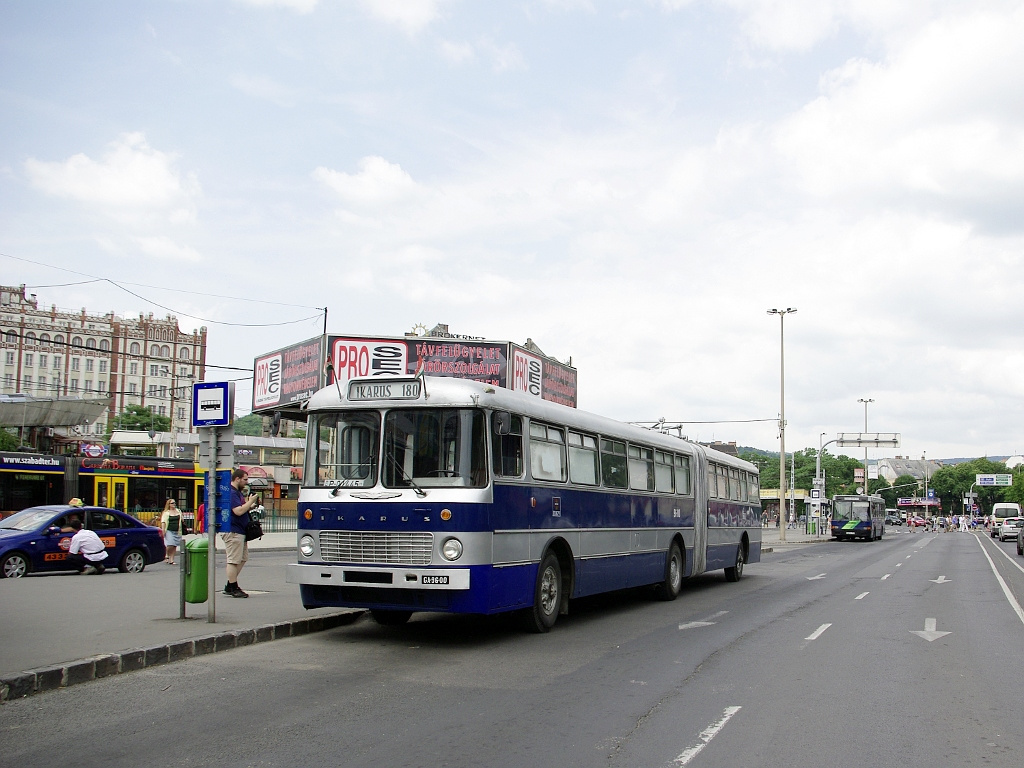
[
  {"x1": 654, "y1": 451, "x2": 673, "y2": 493},
  {"x1": 747, "y1": 472, "x2": 759, "y2": 503},
  {"x1": 675, "y1": 455, "x2": 691, "y2": 495},
  {"x1": 601, "y1": 439, "x2": 628, "y2": 489},
  {"x1": 492, "y1": 413, "x2": 523, "y2": 478},
  {"x1": 707, "y1": 464, "x2": 718, "y2": 498},
  {"x1": 529, "y1": 422, "x2": 567, "y2": 482},
  {"x1": 568, "y1": 431, "x2": 599, "y2": 486},
  {"x1": 627, "y1": 445, "x2": 655, "y2": 491}
]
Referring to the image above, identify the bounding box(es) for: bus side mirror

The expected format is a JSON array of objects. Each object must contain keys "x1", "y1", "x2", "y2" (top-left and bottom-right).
[{"x1": 493, "y1": 411, "x2": 511, "y2": 436}]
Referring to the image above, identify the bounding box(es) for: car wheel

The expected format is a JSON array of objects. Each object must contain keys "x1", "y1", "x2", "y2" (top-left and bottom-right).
[
  {"x1": 370, "y1": 610, "x2": 412, "y2": 626},
  {"x1": 655, "y1": 541, "x2": 684, "y2": 601},
  {"x1": 1, "y1": 551, "x2": 30, "y2": 579},
  {"x1": 524, "y1": 551, "x2": 562, "y2": 633},
  {"x1": 119, "y1": 549, "x2": 146, "y2": 574}
]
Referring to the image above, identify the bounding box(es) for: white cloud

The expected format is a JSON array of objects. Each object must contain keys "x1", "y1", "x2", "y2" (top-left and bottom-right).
[
  {"x1": 132, "y1": 235, "x2": 202, "y2": 263},
  {"x1": 313, "y1": 156, "x2": 422, "y2": 206},
  {"x1": 24, "y1": 133, "x2": 201, "y2": 223},
  {"x1": 234, "y1": 0, "x2": 319, "y2": 13},
  {"x1": 438, "y1": 37, "x2": 526, "y2": 71},
  {"x1": 358, "y1": 0, "x2": 446, "y2": 35}
]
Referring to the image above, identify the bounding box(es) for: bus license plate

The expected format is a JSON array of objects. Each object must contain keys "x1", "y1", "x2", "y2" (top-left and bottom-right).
[{"x1": 421, "y1": 575, "x2": 449, "y2": 585}]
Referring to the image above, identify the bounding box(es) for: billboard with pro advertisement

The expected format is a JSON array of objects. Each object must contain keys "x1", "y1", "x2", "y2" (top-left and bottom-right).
[{"x1": 252, "y1": 331, "x2": 577, "y2": 412}]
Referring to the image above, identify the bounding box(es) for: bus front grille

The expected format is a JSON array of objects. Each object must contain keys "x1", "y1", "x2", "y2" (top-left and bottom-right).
[{"x1": 319, "y1": 531, "x2": 434, "y2": 566}]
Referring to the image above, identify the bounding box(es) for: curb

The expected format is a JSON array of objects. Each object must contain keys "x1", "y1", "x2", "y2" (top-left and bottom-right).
[{"x1": 0, "y1": 610, "x2": 364, "y2": 702}]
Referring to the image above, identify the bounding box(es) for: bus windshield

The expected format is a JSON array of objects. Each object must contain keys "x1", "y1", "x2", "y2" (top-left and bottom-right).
[
  {"x1": 833, "y1": 500, "x2": 869, "y2": 522},
  {"x1": 312, "y1": 411, "x2": 381, "y2": 489},
  {"x1": 383, "y1": 408, "x2": 487, "y2": 489}
]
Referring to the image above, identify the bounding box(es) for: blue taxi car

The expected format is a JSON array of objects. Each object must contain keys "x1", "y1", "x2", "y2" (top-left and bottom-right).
[{"x1": 0, "y1": 504, "x2": 166, "y2": 578}]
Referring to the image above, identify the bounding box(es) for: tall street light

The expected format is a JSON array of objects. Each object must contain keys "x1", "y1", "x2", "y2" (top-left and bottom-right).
[
  {"x1": 768, "y1": 308, "x2": 796, "y2": 541},
  {"x1": 858, "y1": 398, "x2": 874, "y2": 493}
]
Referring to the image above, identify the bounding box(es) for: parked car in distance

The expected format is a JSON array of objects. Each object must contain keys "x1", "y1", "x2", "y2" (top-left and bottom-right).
[
  {"x1": 997, "y1": 516, "x2": 1024, "y2": 542},
  {"x1": 991, "y1": 502, "x2": 1022, "y2": 538},
  {"x1": 885, "y1": 514, "x2": 901, "y2": 526},
  {"x1": 0, "y1": 504, "x2": 166, "y2": 578}
]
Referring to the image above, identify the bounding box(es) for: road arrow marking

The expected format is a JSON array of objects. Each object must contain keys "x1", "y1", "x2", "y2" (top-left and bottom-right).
[
  {"x1": 678, "y1": 610, "x2": 729, "y2": 631},
  {"x1": 910, "y1": 618, "x2": 951, "y2": 642},
  {"x1": 806, "y1": 573, "x2": 827, "y2": 580},
  {"x1": 855, "y1": 592, "x2": 869, "y2": 600},
  {"x1": 805, "y1": 623, "x2": 832, "y2": 641},
  {"x1": 678, "y1": 621, "x2": 716, "y2": 630},
  {"x1": 930, "y1": 576, "x2": 951, "y2": 584}
]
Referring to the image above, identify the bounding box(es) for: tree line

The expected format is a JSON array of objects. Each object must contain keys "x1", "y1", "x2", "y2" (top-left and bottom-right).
[{"x1": 741, "y1": 449, "x2": 1024, "y2": 515}]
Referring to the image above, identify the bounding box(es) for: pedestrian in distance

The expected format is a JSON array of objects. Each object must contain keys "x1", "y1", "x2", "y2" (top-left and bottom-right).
[
  {"x1": 222, "y1": 468, "x2": 259, "y2": 598},
  {"x1": 65, "y1": 518, "x2": 109, "y2": 575},
  {"x1": 160, "y1": 498, "x2": 183, "y2": 565}
]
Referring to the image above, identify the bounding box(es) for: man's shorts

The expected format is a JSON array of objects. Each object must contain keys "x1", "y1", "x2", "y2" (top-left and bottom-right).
[{"x1": 221, "y1": 532, "x2": 249, "y2": 565}]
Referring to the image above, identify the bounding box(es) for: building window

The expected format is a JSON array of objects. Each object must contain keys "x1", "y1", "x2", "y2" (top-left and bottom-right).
[
  {"x1": 53, "y1": 356, "x2": 61, "y2": 369},
  {"x1": 3, "y1": 373, "x2": 13, "y2": 388},
  {"x1": 160, "y1": 345, "x2": 170, "y2": 357},
  {"x1": 158, "y1": 406, "x2": 167, "y2": 416},
  {"x1": 99, "y1": 339, "x2": 109, "y2": 351},
  {"x1": 177, "y1": 407, "x2": 186, "y2": 420},
  {"x1": 4, "y1": 351, "x2": 13, "y2": 365},
  {"x1": 95, "y1": 423, "x2": 104, "y2": 435},
  {"x1": 128, "y1": 383, "x2": 138, "y2": 394},
  {"x1": 24, "y1": 353, "x2": 33, "y2": 367},
  {"x1": 85, "y1": 358, "x2": 94, "y2": 372},
  {"x1": 99, "y1": 360, "x2": 107, "y2": 373},
  {"x1": 150, "y1": 344, "x2": 159, "y2": 356},
  {"x1": 150, "y1": 364, "x2": 158, "y2": 376},
  {"x1": 130, "y1": 342, "x2": 140, "y2": 355},
  {"x1": 159, "y1": 385, "x2": 167, "y2": 398},
  {"x1": 39, "y1": 354, "x2": 47, "y2": 368},
  {"x1": 39, "y1": 333, "x2": 50, "y2": 343},
  {"x1": 4, "y1": 330, "x2": 15, "y2": 343},
  {"x1": 180, "y1": 348, "x2": 190, "y2": 360},
  {"x1": 97, "y1": 381, "x2": 106, "y2": 393},
  {"x1": 148, "y1": 384, "x2": 157, "y2": 396},
  {"x1": 130, "y1": 362, "x2": 138, "y2": 375},
  {"x1": 23, "y1": 375, "x2": 32, "y2": 388},
  {"x1": 71, "y1": 336, "x2": 83, "y2": 348},
  {"x1": 38, "y1": 376, "x2": 46, "y2": 389},
  {"x1": 84, "y1": 380, "x2": 93, "y2": 393},
  {"x1": 54, "y1": 334, "x2": 64, "y2": 344},
  {"x1": 86, "y1": 338, "x2": 96, "y2": 349},
  {"x1": 25, "y1": 332, "x2": 36, "y2": 344},
  {"x1": 70, "y1": 378, "x2": 78, "y2": 391},
  {"x1": 71, "y1": 358, "x2": 80, "y2": 371}
]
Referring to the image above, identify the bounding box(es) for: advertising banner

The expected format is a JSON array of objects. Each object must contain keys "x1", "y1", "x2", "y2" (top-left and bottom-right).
[
  {"x1": 252, "y1": 336, "x2": 324, "y2": 411},
  {"x1": 407, "y1": 338, "x2": 507, "y2": 386},
  {"x1": 509, "y1": 343, "x2": 578, "y2": 408},
  {"x1": 327, "y1": 337, "x2": 408, "y2": 386}
]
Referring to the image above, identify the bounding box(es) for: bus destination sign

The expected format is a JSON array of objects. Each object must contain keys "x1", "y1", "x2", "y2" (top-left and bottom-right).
[{"x1": 348, "y1": 380, "x2": 422, "y2": 402}]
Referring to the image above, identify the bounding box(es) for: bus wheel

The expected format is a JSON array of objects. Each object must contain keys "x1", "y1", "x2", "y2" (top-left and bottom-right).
[
  {"x1": 724, "y1": 545, "x2": 745, "y2": 582},
  {"x1": 525, "y1": 552, "x2": 562, "y2": 633},
  {"x1": 371, "y1": 610, "x2": 412, "y2": 626},
  {"x1": 655, "y1": 542, "x2": 683, "y2": 601}
]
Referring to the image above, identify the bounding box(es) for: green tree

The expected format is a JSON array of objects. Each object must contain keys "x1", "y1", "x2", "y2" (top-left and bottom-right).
[
  {"x1": 233, "y1": 413, "x2": 264, "y2": 436},
  {"x1": 929, "y1": 457, "x2": 1009, "y2": 514},
  {"x1": 109, "y1": 405, "x2": 170, "y2": 434},
  {"x1": 0, "y1": 427, "x2": 20, "y2": 451}
]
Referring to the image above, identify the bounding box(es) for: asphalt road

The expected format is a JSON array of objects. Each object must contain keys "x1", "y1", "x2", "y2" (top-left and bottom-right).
[{"x1": 2, "y1": 529, "x2": 1023, "y2": 768}]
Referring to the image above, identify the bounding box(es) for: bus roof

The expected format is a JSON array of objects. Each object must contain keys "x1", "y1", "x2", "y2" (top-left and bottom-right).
[{"x1": 305, "y1": 376, "x2": 757, "y2": 473}]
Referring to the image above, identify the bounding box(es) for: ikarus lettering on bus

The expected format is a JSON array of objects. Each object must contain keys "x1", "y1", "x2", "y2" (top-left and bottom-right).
[{"x1": 348, "y1": 380, "x2": 422, "y2": 401}]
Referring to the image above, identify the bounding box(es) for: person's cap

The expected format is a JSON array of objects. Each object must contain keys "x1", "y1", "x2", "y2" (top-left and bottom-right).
[{"x1": 68, "y1": 498, "x2": 84, "y2": 507}]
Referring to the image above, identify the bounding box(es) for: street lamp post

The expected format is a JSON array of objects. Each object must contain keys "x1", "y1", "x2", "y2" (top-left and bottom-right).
[
  {"x1": 768, "y1": 308, "x2": 796, "y2": 541},
  {"x1": 858, "y1": 398, "x2": 874, "y2": 493}
]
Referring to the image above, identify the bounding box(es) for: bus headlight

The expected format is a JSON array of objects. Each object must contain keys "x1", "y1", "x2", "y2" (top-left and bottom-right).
[
  {"x1": 441, "y1": 537, "x2": 463, "y2": 561},
  {"x1": 299, "y1": 535, "x2": 315, "y2": 558}
]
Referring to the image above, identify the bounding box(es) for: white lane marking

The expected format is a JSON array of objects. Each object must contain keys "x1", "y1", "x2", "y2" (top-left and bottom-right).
[
  {"x1": 930, "y1": 575, "x2": 951, "y2": 584},
  {"x1": 806, "y1": 573, "x2": 826, "y2": 580},
  {"x1": 974, "y1": 536, "x2": 1024, "y2": 628},
  {"x1": 910, "y1": 618, "x2": 951, "y2": 642},
  {"x1": 905, "y1": 555, "x2": 912, "y2": 559},
  {"x1": 855, "y1": 592, "x2": 869, "y2": 600},
  {"x1": 896, "y1": 563, "x2": 902, "y2": 567},
  {"x1": 881, "y1": 574, "x2": 891, "y2": 580},
  {"x1": 986, "y1": 537, "x2": 1024, "y2": 575},
  {"x1": 805, "y1": 623, "x2": 831, "y2": 641},
  {"x1": 673, "y1": 706, "x2": 742, "y2": 766},
  {"x1": 679, "y1": 610, "x2": 729, "y2": 631}
]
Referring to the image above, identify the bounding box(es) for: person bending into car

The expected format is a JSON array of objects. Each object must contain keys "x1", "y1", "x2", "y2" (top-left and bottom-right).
[
  {"x1": 66, "y1": 518, "x2": 109, "y2": 575},
  {"x1": 222, "y1": 468, "x2": 259, "y2": 598}
]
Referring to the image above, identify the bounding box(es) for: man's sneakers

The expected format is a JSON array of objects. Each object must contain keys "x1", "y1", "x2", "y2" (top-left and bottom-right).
[
  {"x1": 223, "y1": 581, "x2": 249, "y2": 598},
  {"x1": 81, "y1": 565, "x2": 97, "y2": 575}
]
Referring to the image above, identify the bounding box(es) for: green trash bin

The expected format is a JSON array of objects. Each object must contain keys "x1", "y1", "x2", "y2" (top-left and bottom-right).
[{"x1": 185, "y1": 537, "x2": 209, "y2": 604}]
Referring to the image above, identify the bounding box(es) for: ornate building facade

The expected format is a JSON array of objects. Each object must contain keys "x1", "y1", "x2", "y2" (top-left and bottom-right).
[{"x1": 0, "y1": 284, "x2": 207, "y2": 438}]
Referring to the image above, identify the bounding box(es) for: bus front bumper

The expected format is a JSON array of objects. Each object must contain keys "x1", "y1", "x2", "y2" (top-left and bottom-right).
[{"x1": 286, "y1": 562, "x2": 471, "y2": 590}]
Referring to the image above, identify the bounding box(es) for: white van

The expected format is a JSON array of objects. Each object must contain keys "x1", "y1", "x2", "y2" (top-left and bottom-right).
[{"x1": 990, "y1": 502, "x2": 1022, "y2": 537}]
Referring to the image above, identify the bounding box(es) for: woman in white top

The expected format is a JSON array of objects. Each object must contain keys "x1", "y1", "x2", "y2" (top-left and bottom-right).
[{"x1": 159, "y1": 498, "x2": 183, "y2": 565}]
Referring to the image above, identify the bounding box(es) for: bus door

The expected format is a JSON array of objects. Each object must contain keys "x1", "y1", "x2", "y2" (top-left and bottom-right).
[{"x1": 95, "y1": 477, "x2": 128, "y2": 513}]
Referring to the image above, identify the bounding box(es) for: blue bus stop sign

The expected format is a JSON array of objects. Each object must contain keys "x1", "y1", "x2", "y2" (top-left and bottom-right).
[{"x1": 193, "y1": 382, "x2": 234, "y2": 427}]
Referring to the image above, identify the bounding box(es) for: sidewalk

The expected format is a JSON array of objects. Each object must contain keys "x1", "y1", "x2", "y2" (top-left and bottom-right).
[{"x1": 760, "y1": 525, "x2": 831, "y2": 551}]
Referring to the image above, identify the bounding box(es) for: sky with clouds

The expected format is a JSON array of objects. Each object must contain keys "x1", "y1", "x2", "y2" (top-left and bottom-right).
[{"x1": 3, "y1": 0, "x2": 1024, "y2": 462}]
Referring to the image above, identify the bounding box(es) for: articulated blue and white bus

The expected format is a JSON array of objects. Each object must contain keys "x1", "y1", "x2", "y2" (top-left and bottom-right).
[{"x1": 285, "y1": 376, "x2": 761, "y2": 631}]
